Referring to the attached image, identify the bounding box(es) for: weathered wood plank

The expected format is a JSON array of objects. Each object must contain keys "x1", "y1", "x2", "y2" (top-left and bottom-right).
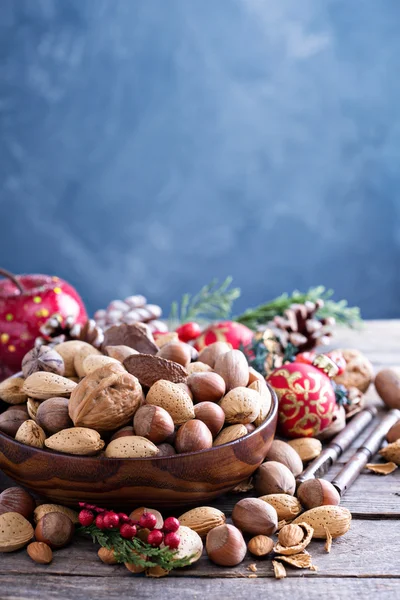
[
  {"x1": 0, "y1": 519, "x2": 398, "y2": 578},
  {"x1": 0, "y1": 575, "x2": 399, "y2": 600}
]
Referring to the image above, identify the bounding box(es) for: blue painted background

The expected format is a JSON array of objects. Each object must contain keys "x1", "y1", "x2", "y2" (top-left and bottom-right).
[{"x1": 1, "y1": 0, "x2": 400, "y2": 318}]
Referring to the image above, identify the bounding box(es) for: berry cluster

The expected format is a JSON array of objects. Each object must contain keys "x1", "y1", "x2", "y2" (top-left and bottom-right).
[{"x1": 78, "y1": 503, "x2": 180, "y2": 549}]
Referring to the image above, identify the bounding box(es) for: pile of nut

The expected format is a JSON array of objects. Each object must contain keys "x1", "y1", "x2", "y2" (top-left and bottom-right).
[{"x1": 0, "y1": 324, "x2": 272, "y2": 456}]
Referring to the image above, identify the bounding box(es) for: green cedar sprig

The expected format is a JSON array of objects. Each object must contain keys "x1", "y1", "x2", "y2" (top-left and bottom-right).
[
  {"x1": 79, "y1": 525, "x2": 192, "y2": 571},
  {"x1": 234, "y1": 286, "x2": 362, "y2": 330},
  {"x1": 169, "y1": 277, "x2": 241, "y2": 326}
]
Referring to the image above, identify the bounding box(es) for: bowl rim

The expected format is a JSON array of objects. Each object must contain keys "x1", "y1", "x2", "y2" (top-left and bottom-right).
[{"x1": 0, "y1": 381, "x2": 278, "y2": 462}]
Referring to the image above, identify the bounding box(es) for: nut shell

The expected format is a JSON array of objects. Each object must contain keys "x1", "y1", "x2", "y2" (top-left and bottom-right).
[
  {"x1": 375, "y1": 369, "x2": 400, "y2": 410},
  {"x1": 36, "y1": 397, "x2": 73, "y2": 434},
  {"x1": 258, "y1": 494, "x2": 302, "y2": 521},
  {"x1": 34, "y1": 504, "x2": 79, "y2": 524},
  {"x1": 198, "y1": 342, "x2": 231, "y2": 368},
  {"x1": 156, "y1": 443, "x2": 176, "y2": 456},
  {"x1": 292, "y1": 506, "x2": 352, "y2": 539},
  {"x1": 172, "y1": 526, "x2": 203, "y2": 564},
  {"x1": 15, "y1": 420, "x2": 46, "y2": 448},
  {"x1": 194, "y1": 402, "x2": 225, "y2": 437},
  {"x1": 175, "y1": 420, "x2": 213, "y2": 453},
  {"x1": 232, "y1": 498, "x2": 278, "y2": 536},
  {"x1": 288, "y1": 437, "x2": 322, "y2": 462},
  {"x1": 178, "y1": 506, "x2": 226, "y2": 537},
  {"x1": 0, "y1": 408, "x2": 29, "y2": 437},
  {"x1": 45, "y1": 427, "x2": 105, "y2": 456},
  {"x1": 379, "y1": 439, "x2": 400, "y2": 465},
  {"x1": 27, "y1": 541, "x2": 53, "y2": 564},
  {"x1": 124, "y1": 353, "x2": 188, "y2": 387},
  {"x1": 187, "y1": 362, "x2": 214, "y2": 374},
  {"x1": 0, "y1": 487, "x2": 36, "y2": 519},
  {"x1": 133, "y1": 405, "x2": 174, "y2": 444},
  {"x1": 82, "y1": 355, "x2": 122, "y2": 376},
  {"x1": 146, "y1": 380, "x2": 195, "y2": 425},
  {"x1": 157, "y1": 341, "x2": 192, "y2": 367},
  {"x1": 105, "y1": 435, "x2": 159, "y2": 458},
  {"x1": 275, "y1": 522, "x2": 314, "y2": 555},
  {"x1": 219, "y1": 387, "x2": 260, "y2": 424},
  {"x1": 387, "y1": 420, "x2": 400, "y2": 443},
  {"x1": 0, "y1": 377, "x2": 27, "y2": 405},
  {"x1": 22, "y1": 346, "x2": 65, "y2": 378},
  {"x1": 23, "y1": 372, "x2": 77, "y2": 400},
  {"x1": 74, "y1": 345, "x2": 102, "y2": 378},
  {"x1": 54, "y1": 341, "x2": 90, "y2": 377},
  {"x1": 265, "y1": 440, "x2": 303, "y2": 476},
  {"x1": 69, "y1": 363, "x2": 142, "y2": 431},
  {"x1": 0, "y1": 512, "x2": 34, "y2": 552},
  {"x1": 249, "y1": 379, "x2": 272, "y2": 427},
  {"x1": 98, "y1": 547, "x2": 117, "y2": 564},
  {"x1": 214, "y1": 350, "x2": 249, "y2": 391},
  {"x1": 297, "y1": 478, "x2": 341, "y2": 509},
  {"x1": 35, "y1": 512, "x2": 74, "y2": 549},
  {"x1": 105, "y1": 345, "x2": 138, "y2": 361},
  {"x1": 187, "y1": 372, "x2": 226, "y2": 403},
  {"x1": 213, "y1": 424, "x2": 248, "y2": 446},
  {"x1": 27, "y1": 398, "x2": 41, "y2": 421},
  {"x1": 110, "y1": 426, "x2": 135, "y2": 442},
  {"x1": 206, "y1": 524, "x2": 246, "y2": 566},
  {"x1": 255, "y1": 461, "x2": 296, "y2": 496}
]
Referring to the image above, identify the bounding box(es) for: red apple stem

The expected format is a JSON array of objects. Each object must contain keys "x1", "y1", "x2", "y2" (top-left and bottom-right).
[{"x1": 0, "y1": 268, "x2": 25, "y2": 294}]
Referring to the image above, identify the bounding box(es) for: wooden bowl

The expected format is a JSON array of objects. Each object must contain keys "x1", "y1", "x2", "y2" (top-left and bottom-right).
[{"x1": 0, "y1": 386, "x2": 278, "y2": 510}]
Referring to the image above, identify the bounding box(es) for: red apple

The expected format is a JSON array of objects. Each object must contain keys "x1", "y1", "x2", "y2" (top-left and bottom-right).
[{"x1": 0, "y1": 269, "x2": 87, "y2": 373}]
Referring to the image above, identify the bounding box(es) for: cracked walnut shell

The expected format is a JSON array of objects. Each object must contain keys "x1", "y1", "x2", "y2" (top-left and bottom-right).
[{"x1": 68, "y1": 363, "x2": 142, "y2": 432}]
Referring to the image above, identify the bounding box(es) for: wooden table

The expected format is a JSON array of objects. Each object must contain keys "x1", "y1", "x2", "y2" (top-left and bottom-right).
[{"x1": 1, "y1": 320, "x2": 400, "y2": 599}]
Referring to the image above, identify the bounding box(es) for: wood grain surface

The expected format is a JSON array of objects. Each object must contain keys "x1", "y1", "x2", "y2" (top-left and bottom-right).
[{"x1": 0, "y1": 320, "x2": 399, "y2": 599}]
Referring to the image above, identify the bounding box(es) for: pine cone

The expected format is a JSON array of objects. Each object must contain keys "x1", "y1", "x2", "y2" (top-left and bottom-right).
[
  {"x1": 272, "y1": 300, "x2": 335, "y2": 352},
  {"x1": 70, "y1": 319, "x2": 104, "y2": 349},
  {"x1": 35, "y1": 315, "x2": 104, "y2": 349},
  {"x1": 94, "y1": 295, "x2": 168, "y2": 333}
]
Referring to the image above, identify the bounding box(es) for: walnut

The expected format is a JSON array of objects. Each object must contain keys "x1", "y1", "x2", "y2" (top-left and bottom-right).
[{"x1": 68, "y1": 363, "x2": 142, "y2": 432}]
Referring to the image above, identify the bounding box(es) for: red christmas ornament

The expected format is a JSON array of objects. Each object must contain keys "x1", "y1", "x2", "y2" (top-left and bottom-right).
[
  {"x1": 193, "y1": 321, "x2": 254, "y2": 351},
  {"x1": 175, "y1": 322, "x2": 202, "y2": 343},
  {"x1": 0, "y1": 269, "x2": 87, "y2": 373},
  {"x1": 267, "y1": 355, "x2": 338, "y2": 439},
  {"x1": 296, "y1": 350, "x2": 346, "y2": 376}
]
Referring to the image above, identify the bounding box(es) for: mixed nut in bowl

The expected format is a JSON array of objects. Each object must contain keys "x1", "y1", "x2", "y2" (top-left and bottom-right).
[{"x1": 0, "y1": 325, "x2": 278, "y2": 509}]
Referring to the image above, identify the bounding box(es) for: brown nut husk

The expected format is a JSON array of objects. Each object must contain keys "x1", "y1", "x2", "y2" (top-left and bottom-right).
[
  {"x1": 255, "y1": 461, "x2": 296, "y2": 496},
  {"x1": 15, "y1": 420, "x2": 46, "y2": 449},
  {"x1": 178, "y1": 506, "x2": 226, "y2": 537},
  {"x1": 22, "y1": 346, "x2": 65, "y2": 378},
  {"x1": 0, "y1": 377, "x2": 27, "y2": 405},
  {"x1": 275, "y1": 522, "x2": 313, "y2": 555},
  {"x1": 36, "y1": 397, "x2": 73, "y2": 434},
  {"x1": 288, "y1": 437, "x2": 322, "y2": 462},
  {"x1": 248, "y1": 535, "x2": 274, "y2": 557},
  {"x1": 124, "y1": 354, "x2": 188, "y2": 387},
  {"x1": 232, "y1": 498, "x2": 278, "y2": 536},
  {"x1": 45, "y1": 427, "x2": 105, "y2": 456},
  {"x1": 258, "y1": 494, "x2": 302, "y2": 521},
  {"x1": 297, "y1": 478, "x2": 341, "y2": 509},
  {"x1": 0, "y1": 512, "x2": 34, "y2": 552},
  {"x1": 265, "y1": 440, "x2": 303, "y2": 476},
  {"x1": 103, "y1": 323, "x2": 158, "y2": 355},
  {"x1": 379, "y1": 439, "x2": 400, "y2": 465},
  {"x1": 219, "y1": 387, "x2": 260, "y2": 424},
  {"x1": 292, "y1": 506, "x2": 352, "y2": 539},
  {"x1": 69, "y1": 363, "x2": 142, "y2": 431}
]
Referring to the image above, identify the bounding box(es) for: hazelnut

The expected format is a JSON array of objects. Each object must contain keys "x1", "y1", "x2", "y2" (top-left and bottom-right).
[
  {"x1": 0, "y1": 407, "x2": 29, "y2": 437},
  {"x1": 297, "y1": 479, "x2": 341, "y2": 509},
  {"x1": 35, "y1": 512, "x2": 74, "y2": 549},
  {"x1": 125, "y1": 559, "x2": 146, "y2": 574},
  {"x1": 156, "y1": 442, "x2": 176, "y2": 456},
  {"x1": 133, "y1": 405, "x2": 174, "y2": 444},
  {"x1": 27, "y1": 541, "x2": 53, "y2": 564},
  {"x1": 0, "y1": 487, "x2": 36, "y2": 518},
  {"x1": 193, "y1": 402, "x2": 225, "y2": 437},
  {"x1": 110, "y1": 426, "x2": 135, "y2": 442},
  {"x1": 36, "y1": 397, "x2": 73, "y2": 434},
  {"x1": 157, "y1": 341, "x2": 192, "y2": 367},
  {"x1": 278, "y1": 524, "x2": 304, "y2": 547},
  {"x1": 375, "y1": 369, "x2": 400, "y2": 410},
  {"x1": 206, "y1": 524, "x2": 246, "y2": 566},
  {"x1": 265, "y1": 440, "x2": 303, "y2": 476},
  {"x1": 247, "y1": 535, "x2": 274, "y2": 557},
  {"x1": 198, "y1": 342, "x2": 232, "y2": 368},
  {"x1": 187, "y1": 372, "x2": 226, "y2": 403},
  {"x1": 232, "y1": 498, "x2": 277, "y2": 536},
  {"x1": 22, "y1": 346, "x2": 64, "y2": 378},
  {"x1": 255, "y1": 461, "x2": 296, "y2": 496},
  {"x1": 175, "y1": 420, "x2": 213, "y2": 453},
  {"x1": 387, "y1": 420, "x2": 400, "y2": 443},
  {"x1": 98, "y1": 547, "x2": 117, "y2": 564}
]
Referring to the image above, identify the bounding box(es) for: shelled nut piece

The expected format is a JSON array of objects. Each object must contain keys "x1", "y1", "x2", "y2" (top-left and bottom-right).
[
  {"x1": 248, "y1": 535, "x2": 274, "y2": 557},
  {"x1": 27, "y1": 542, "x2": 53, "y2": 564},
  {"x1": 379, "y1": 439, "x2": 400, "y2": 465},
  {"x1": 274, "y1": 523, "x2": 313, "y2": 555}
]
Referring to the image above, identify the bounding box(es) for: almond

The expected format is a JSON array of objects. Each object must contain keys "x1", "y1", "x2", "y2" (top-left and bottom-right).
[
  {"x1": 27, "y1": 541, "x2": 53, "y2": 564},
  {"x1": 27, "y1": 398, "x2": 41, "y2": 421},
  {"x1": 45, "y1": 427, "x2": 105, "y2": 455},
  {"x1": 187, "y1": 372, "x2": 226, "y2": 403},
  {"x1": 249, "y1": 380, "x2": 272, "y2": 427},
  {"x1": 74, "y1": 345, "x2": 102, "y2": 377},
  {"x1": 54, "y1": 341, "x2": 90, "y2": 377},
  {"x1": 0, "y1": 512, "x2": 34, "y2": 552},
  {"x1": 172, "y1": 526, "x2": 203, "y2": 564},
  {"x1": 82, "y1": 354, "x2": 122, "y2": 376},
  {"x1": 105, "y1": 435, "x2": 159, "y2": 458},
  {"x1": 15, "y1": 420, "x2": 46, "y2": 448},
  {"x1": 178, "y1": 507, "x2": 226, "y2": 537},
  {"x1": 214, "y1": 350, "x2": 249, "y2": 391},
  {"x1": 274, "y1": 522, "x2": 314, "y2": 555},
  {"x1": 23, "y1": 372, "x2": 77, "y2": 400},
  {"x1": 34, "y1": 504, "x2": 79, "y2": 524},
  {"x1": 213, "y1": 424, "x2": 248, "y2": 446},
  {"x1": 292, "y1": 506, "x2": 352, "y2": 539},
  {"x1": 219, "y1": 387, "x2": 260, "y2": 424},
  {"x1": 0, "y1": 377, "x2": 27, "y2": 405},
  {"x1": 288, "y1": 438, "x2": 322, "y2": 462},
  {"x1": 146, "y1": 380, "x2": 195, "y2": 425},
  {"x1": 105, "y1": 345, "x2": 138, "y2": 362},
  {"x1": 258, "y1": 494, "x2": 302, "y2": 521}
]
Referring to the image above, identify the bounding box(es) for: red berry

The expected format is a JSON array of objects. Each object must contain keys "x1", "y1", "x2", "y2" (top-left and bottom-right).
[
  {"x1": 118, "y1": 512, "x2": 130, "y2": 524},
  {"x1": 175, "y1": 322, "x2": 201, "y2": 343},
  {"x1": 78, "y1": 502, "x2": 85, "y2": 508},
  {"x1": 139, "y1": 512, "x2": 157, "y2": 530},
  {"x1": 79, "y1": 509, "x2": 95, "y2": 527},
  {"x1": 164, "y1": 532, "x2": 180, "y2": 549},
  {"x1": 95, "y1": 514, "x2": 105, "y2": 530},
  {"x1": 120, "y1": 523, "x2": 137, "y2": 539},
  {"x1": 147, "y1": 529, "x2": 164, "y2": 547},
  {"x1": 103, "y1": 512, "x2": 120, "y2": 529},
  {"x1": 96, "y1": 507, "x2": 106, "y2": 513},
  {"x1": 163, "y1": 517, "x2": 180, "y2": 533}
]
